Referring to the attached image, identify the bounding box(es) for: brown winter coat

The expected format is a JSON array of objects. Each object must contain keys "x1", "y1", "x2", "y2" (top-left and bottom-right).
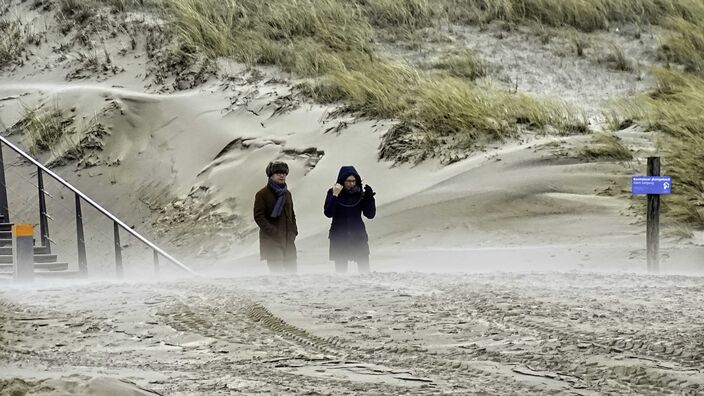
[{"x1": 253, "y1": 185, "x2": 298, "y2": 261}]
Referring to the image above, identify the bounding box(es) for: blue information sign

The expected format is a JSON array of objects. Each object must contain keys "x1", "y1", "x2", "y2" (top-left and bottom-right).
[{"x1": 632, "y1": 176, "x2": 671, "y2": 194}]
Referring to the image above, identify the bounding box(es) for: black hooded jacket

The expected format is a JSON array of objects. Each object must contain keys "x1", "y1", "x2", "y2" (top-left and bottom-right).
[{"x1": 324, "y1": 166, "x2": 376, "y2": 260}]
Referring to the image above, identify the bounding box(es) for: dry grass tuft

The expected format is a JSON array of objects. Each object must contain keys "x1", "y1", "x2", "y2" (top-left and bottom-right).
[
  {"x1": 577, "y1": 133, "x2": 633, "y2": 161},
  {"x1": 432, "y1": 49, "x2": 487, "y2": 80},
  {"x1": 14, "y1": 105, "x2": 74, "y2": 156},
  {"x1": 444, "y1": 0, "x2": 704, "y2": 32},
  {"x1": 0, "y1": 17, "x2": 30, "y2": 69},
  {"x1": 660, "y1": 17, "x2": 704, "y2": 76},
  {"x1": 360, "y1": 0, "x2": 435, "y2": 29}
]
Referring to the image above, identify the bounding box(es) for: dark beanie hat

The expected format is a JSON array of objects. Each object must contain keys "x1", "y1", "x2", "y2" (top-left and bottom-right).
[{"x1": 266, "y1": 161, "x2": 289, "y2": 177}]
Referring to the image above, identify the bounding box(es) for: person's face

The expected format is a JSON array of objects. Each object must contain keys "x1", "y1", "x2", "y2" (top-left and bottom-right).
[
  {"x1": 344, "y1": 175, "x2": 356, "y2": 190},
  {"x1": 271, "y1": 172, "x2": 287, "y2": 184}
]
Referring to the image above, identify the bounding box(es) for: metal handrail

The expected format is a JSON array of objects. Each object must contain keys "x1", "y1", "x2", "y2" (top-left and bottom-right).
[{"x1": 0, "y1": 134, "x2": 197, "y2": 275}]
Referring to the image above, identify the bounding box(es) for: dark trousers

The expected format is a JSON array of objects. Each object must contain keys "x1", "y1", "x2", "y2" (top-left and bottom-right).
[
  {"x1": 267, "y1": 259, "x2": 297, "y2": 274},
  {"x1": 267, "y1": 241, "x2": 297, "y2": 274},
  {"x1": 335, "y1": 256, "x2": 369, "y2": 273}
]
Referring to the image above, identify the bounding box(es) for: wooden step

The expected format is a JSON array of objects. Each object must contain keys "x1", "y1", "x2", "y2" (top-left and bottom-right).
[
  {"x1": 0, "y1": 254, "x2": 58, "y2": 264},
  {"x1": 0, "y1": 246, "x2": 50, "y2": 255},
  {"x1": 0, "y1": 223, "x2": 12, "y2": 232},
  {"x1": 0, "y1": 262, "x2": 68, "y2": 271}
]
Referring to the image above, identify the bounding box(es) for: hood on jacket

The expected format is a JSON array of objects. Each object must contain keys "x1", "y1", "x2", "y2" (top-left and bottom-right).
[{"x1": 336, "y1": 166, "x2": 362, "y2": 187}]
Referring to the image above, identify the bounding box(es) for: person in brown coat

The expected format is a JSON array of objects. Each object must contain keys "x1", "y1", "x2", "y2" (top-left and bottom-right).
[{"x1": 253, "y1": 161, "x2": 298, "y2": 273}]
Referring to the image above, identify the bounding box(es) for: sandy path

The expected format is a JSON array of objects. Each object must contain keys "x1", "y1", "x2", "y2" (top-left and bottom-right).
[{"x1": 2, "y1": 272, "x2": 703, "y2": 395}]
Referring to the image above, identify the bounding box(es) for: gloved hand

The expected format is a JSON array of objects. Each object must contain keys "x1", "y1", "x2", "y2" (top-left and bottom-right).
[
  {"x1": 332, "y1": 183, "x2": 343, "y2": 197},
  {"x1": 364, "y1": 184, "x2": 375, "y2": 198}
]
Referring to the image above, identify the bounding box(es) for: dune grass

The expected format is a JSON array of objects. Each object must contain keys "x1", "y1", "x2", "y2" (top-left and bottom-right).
[
  {"x1": 413, "y1": 77, "x2": 584, "y2": 139},
  {"x1": 577, "y1": 133, "x2": 632, "y2": 161},
  {"x1": 315, "y1": 60, "x2": 586, "y2": 164},
  {"x1": 57, "y1": 0, "x2": 96, "y2": 25},
  {"x1": 58, "y1": 0, "x2": 163, "y2": 16},
  {"x1": 432, "y1": 49, "x2": 487, "y2": 80},
  {"x1": 641, "y1": 70, "x2": 704, "y2": 229},
  {"x1": 660, "y1": 133, "x2": 704, "y2": 229},
  {"x1": 326, "y1": 63, "x2": 586, "y2": 163},
  {"x1": 444, "y1": 0, "x2": 704, "y2": 32},
  {"x1": 660, "y1": 17, "x2": 704, "y2": 76},
  {"x1": 166, "y1": 0, "x2": 586, "y2": 163},
  {"x1": 360, "y1": 0, "x2": 435, "y2": 29},
  {"x1": 0, "y1": 17, "x2": 28, "y2": 69},
  {"x1": 604, "y1": 43, "x2": 634, "y2": 72},
  {"x1": 168, "y1": 0, "x2": 374, "y2": 77},
  {"x1": 16, "y1": 105, "x2": 74, "y2": 156},
  {"x1": 14, "y1": 104, "x2": 109, "y2": 167},
  {"x1": 610, "y1": 69, "x2": 704, "y2": 229},
  {"x1": 325, "y1": 62, "x2": 419, "y2": 117}
]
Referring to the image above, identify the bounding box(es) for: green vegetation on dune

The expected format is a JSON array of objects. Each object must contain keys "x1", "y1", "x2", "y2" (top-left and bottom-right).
[
  {"x1": 360, "y1": 0, "x2": 435, "y2": 29},
  {"x1": 0, "y1": 17, "x2": 30, "y2": 70},
  {"x1": 15, "y1": 105, "x2": 73, "y2": 156},
  {"x1": 431, "y1": 49, "x2": 487, "y2": 80},
  {"x1": 33, "y1": 0, "x2": 704, "y2": 229},
  {"x1": 169, "y1": 0, "x2": 374, "y2": 76},
  {"x1": 13, "y1": 104, "x2": 109, "y2": 167},
  {"x1": 445, "y1": 0, "x2": 704, "y2": 32},
  {"x1": 641, "y1": 70, "x2": 704, "y2": 229},
  {"x1": 167, "y1": 0, "x2": 587, "y2": 164},
  {"x1": 577, "y1": 132, "x2": 633, "y2": 161},
  {"x1": 661, "y1": 17, "x2": 704, "y2": 76},
  {"x1": 612, "y1": 69, "x2": 704, "y2": 229}
]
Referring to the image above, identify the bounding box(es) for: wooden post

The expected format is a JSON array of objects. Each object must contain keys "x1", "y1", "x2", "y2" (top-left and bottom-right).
[{"x1": 647, "y1": 157, "x2": 660, "y2": 273}]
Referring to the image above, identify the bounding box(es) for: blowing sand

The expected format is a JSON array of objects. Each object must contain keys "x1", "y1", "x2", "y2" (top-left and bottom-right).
[
  {"x1": 1, "y1": 0, "x2": 703, "y2": 394},
  {"x1": 2, "y1": 272, "x2": 704, "y2": 395}
]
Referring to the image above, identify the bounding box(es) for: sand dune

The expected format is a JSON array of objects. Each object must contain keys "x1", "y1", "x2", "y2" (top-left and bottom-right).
[{"x1": 1, "y1": 0, "x2": 703, "y2": 394}]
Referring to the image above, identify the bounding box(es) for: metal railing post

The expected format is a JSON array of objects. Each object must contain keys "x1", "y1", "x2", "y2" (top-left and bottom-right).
[
  {"x1": 0, "y1": 144, "x2": 10, "y2": 223},
  {"x1": 114, "y1": 221, "x2": 123, "y2": 278},
  {"x1": 153, "y1": 249, "x2": 160, "y2": 276},
  {"x1": 37, "y1": 167, "x2": 51, "y2": 253},
  {"x1": 75, "y1": 193, "x2": 88, "y2": 274}
]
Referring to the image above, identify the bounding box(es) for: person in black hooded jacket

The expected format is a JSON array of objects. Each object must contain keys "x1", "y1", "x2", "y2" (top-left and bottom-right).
[{"x1": 324, "y1": 166, "x2": 376, "y2": 273}]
